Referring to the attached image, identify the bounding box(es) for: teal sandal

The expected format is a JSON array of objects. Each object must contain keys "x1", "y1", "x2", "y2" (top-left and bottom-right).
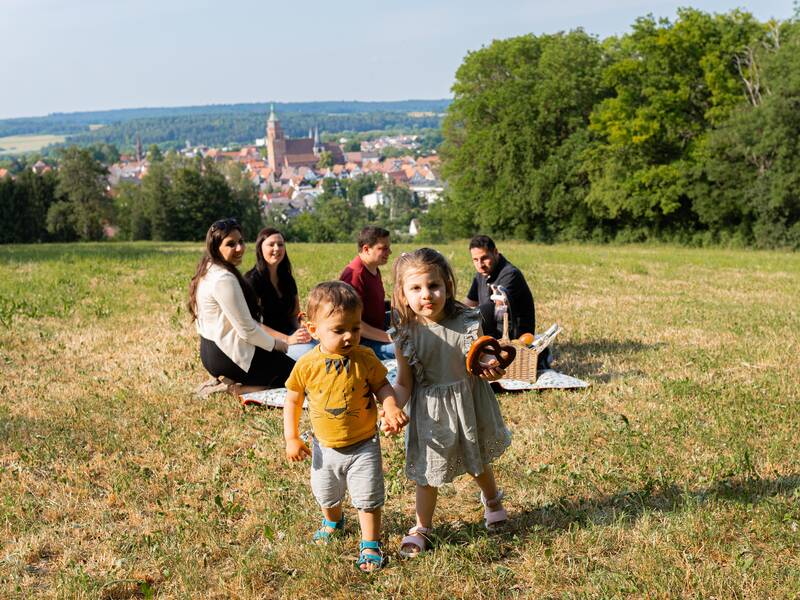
[
  {"x1": 312, "y1": 515, "x2": 345, "y2": 543},
  {"x1": 356, "y1": 540, "x2": 386, "y2": 572}
]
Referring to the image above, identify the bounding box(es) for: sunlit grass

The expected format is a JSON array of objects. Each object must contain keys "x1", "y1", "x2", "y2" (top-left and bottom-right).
[
  {"x1": 0, "y1": 134, "x2": 67, "y2": 155},
  {"x1": 1, "y1": 241, "x2": 798, "y2": 598}
]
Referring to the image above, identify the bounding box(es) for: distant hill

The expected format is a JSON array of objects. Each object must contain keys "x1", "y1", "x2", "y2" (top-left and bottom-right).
[{"x1": 0, "y1": 100, "x2": 451, "y2": 148}]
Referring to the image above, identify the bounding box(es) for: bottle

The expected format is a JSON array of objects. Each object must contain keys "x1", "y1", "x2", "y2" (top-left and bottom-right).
[{"x1": 490, "y1": 285, "x2": 508, "y2": 330}]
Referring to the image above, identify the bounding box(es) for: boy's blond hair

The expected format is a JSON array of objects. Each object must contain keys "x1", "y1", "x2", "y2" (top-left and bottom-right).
[{"x1": 306, "y1": 281, "x2": 363, "y2": 321}]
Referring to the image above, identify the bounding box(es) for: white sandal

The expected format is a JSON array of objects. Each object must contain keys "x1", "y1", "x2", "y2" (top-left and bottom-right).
[
  {"x1": 399, "y1": 526, "x2": 432, "y2": 559},
  {"x1": 481, "y1": 490, "x2": 508, "y2": 530}
]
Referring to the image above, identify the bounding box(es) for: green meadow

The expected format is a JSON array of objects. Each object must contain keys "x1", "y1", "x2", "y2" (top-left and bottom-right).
[
  {"x1": 0, "y1": 241, "x2": 798, "y2": 598},
  {"x1": 0, "y1": 134, "x2": 66, "y2": 155}
]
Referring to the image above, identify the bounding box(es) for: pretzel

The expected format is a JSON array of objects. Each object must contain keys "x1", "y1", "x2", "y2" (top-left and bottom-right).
[{"x1": 465, "y1": 336, "x2": 516, "y2": 375}]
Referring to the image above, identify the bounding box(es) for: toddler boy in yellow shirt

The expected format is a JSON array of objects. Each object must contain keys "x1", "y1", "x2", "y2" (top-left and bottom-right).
[{"x1": 283, "y1": 281, "x2": 407, "y2": 572}]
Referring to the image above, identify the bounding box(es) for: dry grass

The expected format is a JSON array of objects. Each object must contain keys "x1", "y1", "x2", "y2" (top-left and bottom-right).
[{"x1": 1, "y1": 241, "x2": 799, "y2": 599}]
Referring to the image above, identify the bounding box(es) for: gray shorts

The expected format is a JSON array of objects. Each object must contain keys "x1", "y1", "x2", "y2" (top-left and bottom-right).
[{"x1": 310, "y1": 434, "x2": 385, "y2": 511}]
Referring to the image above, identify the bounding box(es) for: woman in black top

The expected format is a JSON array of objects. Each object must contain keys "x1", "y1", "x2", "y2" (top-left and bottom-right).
[{"x1": 244, "y1": 228, "x2": 316, "y2": 361}]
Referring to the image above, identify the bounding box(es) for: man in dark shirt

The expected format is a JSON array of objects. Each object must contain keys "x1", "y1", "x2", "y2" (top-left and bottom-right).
[
  {"x1": 465, "y1": 235, "x2": 536, "y2": 340},
  {"x1": 340, "y1": 226, "x2": 395, "y2": 359}
]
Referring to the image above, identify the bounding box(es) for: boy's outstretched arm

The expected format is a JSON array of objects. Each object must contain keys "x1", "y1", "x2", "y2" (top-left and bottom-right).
[
  {"x1": 283, "y1": 389, "x2": 311, "y2": 461},
  {"x1": 376, "y1": 382, "x2": 408, "y2": 434}
]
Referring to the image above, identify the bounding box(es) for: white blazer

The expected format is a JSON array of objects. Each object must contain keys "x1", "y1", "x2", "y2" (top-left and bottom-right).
[{"x1": 195, "y1": 264, "x2": 277, "y2": 372}]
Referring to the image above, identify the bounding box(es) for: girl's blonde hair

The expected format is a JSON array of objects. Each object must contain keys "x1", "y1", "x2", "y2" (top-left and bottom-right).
[{"x1": 391, "y1": 247, "x2": 466, "y2": 327}]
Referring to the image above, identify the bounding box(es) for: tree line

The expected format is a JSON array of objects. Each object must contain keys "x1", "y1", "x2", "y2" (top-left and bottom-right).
[
  {"x1": 62, "y1": 112, "x2": 443, "y2": 153},
  {"x1": 0, "y1": 146, "x2": 424, "y2": 244},
  {"x1": 432, "y1": 8, "x2": 800, "y2": 248},
  {"x1": 0, "y1": 99, "x2": 450, "y2": 137},
  {"x1": 0, "y1": 148, "x2": 261, "y2": 243}
]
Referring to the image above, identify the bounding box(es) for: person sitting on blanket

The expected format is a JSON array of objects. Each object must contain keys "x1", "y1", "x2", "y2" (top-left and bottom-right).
[
  {"x1": 189, "y1": 218, "x2": 292, "y2": 399},
  {"x1": 465, "y1": 234, "x2": 552, "y2": 369},
  {"x1": 244, "y1": 227, "x2": 316, "y2": 362},
  {"x1": 283, "y1": 281, "x2": 408, "y2": 572},
  {"x1": 339, "y1": 226, "x2": 395, "y2": 359}
]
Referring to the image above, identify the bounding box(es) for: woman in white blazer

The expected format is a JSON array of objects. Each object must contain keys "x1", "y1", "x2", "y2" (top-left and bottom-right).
[{"x1": 188, "y1": 218, "x2": 293, "y2": 394}]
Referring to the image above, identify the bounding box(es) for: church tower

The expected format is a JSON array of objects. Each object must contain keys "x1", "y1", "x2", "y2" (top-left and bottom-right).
[
  {"x1": 313, "y1": 125, "x2": 323, "y2": 156},
  {"x1": 266, "y1": 104, "x2": 286, "y2": 175},
  {"x1": 135, "y1": 132, "x2": 143, "y2": 163}
]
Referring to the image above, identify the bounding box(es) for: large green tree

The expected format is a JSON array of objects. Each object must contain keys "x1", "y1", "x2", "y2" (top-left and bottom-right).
[
  {"x1": 584, "y1": 9, "x2": 767, "y2": 237},
  {"x1": 53, "y1": 147, "x2": 112, "y2": 240},
  {"x1": 0, "y1": 170, "x2": 58, "y2": 243},
  {"x1": 441, "y1": 29, "x2": 605, "y2": 239},
  {"x1": 700, "y1": 18, "x2": 800, "y2": 247}
]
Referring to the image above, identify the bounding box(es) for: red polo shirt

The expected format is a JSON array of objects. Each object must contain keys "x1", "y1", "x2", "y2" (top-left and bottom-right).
[{"x1": 340, "y1": 256, "x2": 386, "y2": 331}]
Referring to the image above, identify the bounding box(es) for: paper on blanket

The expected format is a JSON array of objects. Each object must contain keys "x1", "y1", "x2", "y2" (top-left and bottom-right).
[
  {"x1": 239, "y1": 388, "x2": 308, "y2": 409},
  {"x1": 497, "y1": 369, "x2": 589, "y2": 390}
]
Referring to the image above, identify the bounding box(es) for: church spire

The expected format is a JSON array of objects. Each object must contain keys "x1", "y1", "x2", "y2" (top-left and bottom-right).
[
  {"x1": 135, "y1": 132, "x2": 142, "y2": 162},
  {"x1": 313, "y1": 125, "x2": 322, "y2": 154}
]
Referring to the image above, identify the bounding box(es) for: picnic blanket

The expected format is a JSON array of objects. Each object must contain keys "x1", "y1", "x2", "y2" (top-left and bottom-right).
[{"x1": 239, "y1": 358, "x2": 588, "y2": 408}]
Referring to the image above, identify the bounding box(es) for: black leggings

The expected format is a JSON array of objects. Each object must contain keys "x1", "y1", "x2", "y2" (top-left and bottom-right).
[{"x1": 199, "y1": 337, "x2": 294, "y2": 387}]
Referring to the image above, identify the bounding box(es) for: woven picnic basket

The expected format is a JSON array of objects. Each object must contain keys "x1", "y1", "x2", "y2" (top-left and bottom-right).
[{"x1": 498, "y1": 312, "x2": 540, "y2": 382}]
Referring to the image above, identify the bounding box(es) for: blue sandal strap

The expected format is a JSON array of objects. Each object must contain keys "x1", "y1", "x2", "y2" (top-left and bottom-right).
[
  {"x1": 312, "y1": 515, "x2": 345, "y2": 542},
  {"x1": 322, "y1": 517, "x2": 344, "y2": 530},
  {"x1": 356, "y1": 541, "x2": 385, "y2": 570},
  {"x1": 359, "y1": 540, "x2": 381, "y2": 551}
]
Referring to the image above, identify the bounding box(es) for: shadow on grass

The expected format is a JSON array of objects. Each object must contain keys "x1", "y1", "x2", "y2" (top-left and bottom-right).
[
  {"x1": 554, "y1": 338, "x2": 661, "y2": 380},
  {"x1": 508, "y1": 474, "x2": 800, "y2": 538},
  {"x1": 382, "y1": 475, "x2": 799, "y2": 563}
]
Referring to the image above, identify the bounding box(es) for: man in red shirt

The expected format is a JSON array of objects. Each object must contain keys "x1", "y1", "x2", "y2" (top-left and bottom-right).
[{"x1": 340, "y1": 226, "x2": 395, "y2": 359}]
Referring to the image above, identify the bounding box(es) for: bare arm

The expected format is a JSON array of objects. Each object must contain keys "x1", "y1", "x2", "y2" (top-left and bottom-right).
[
  {"x1": 393, "y1": 349, "x2": 414, "y2": 409},
  {"x1": 283, "y1": 389, "x2": 310, "y2": 461},
  {"x1": 360, "y1": 320, "x2": 391, "y2": 343},
  {"x1": 291, "y1": 295, "x2": 302, "y2": 329},
  {"x1": 464, "y1": 298, "x2": 478, "y2": 308}
]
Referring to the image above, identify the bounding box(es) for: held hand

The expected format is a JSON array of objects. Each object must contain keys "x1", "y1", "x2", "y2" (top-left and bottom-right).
[
  {"x1": 477, "y1": 357, "x2": 506, "y2": 381},
  {"x1": 378, "y1": 408, "x2": 408, "y2": 435},
  {"x1": 285, "y1": 438, "x2": 311, "y2": 462},
  {"x1": 274, "y1": 338, "x2": 289, "y2": 354},
  {"x1": 288, "y1": 327, "x2": 312, "y2": 345},
  {"x1": 382, "y1": 405, "x2": 409, "y2": 434}
]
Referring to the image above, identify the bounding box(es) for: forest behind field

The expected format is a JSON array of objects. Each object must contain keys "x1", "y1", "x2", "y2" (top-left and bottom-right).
[{"x1": 437, "y1": 8, "x2": 800, "y2": 248}]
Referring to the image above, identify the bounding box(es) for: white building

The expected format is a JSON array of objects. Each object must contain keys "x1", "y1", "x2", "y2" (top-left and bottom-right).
[{"x1": 362, "y1": 189, "x2": 387, "y2": 209}]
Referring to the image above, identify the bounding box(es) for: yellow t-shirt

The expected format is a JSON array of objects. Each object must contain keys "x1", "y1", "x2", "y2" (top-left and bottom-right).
[{"x1": 285, "y1": 346, "x2": 388, "y2": 448}]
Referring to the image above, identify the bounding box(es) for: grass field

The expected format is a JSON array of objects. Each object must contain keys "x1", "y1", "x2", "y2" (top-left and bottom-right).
[
  {"x1": 1, "y1": 241, "x2": 798, "y2": 598},
  {"x1": 0, "y1": 134, "x2": 67, "y2": 155}
]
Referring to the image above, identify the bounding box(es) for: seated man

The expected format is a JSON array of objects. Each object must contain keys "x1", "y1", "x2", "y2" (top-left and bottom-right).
[
  {"x1": 339, "y1": 226, "x2": 395, "y2": 360},
  {"x1": 465, "y1": 234, "x2": 536, "y2": 340}
]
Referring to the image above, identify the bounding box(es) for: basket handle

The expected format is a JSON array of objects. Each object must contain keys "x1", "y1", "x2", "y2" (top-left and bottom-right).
[{"x1": 500, "y1": 310, "x2": 510, "y2": 342}]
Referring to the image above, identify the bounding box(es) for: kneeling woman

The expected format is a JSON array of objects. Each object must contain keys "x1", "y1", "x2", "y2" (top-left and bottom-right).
[{"x1": 189, "y1": 219, "x2": 294, "y2": 394}]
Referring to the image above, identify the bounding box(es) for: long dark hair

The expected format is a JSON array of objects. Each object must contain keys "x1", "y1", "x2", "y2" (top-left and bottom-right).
[
  {"x1": 252, "y1": 227, "x2": 295, "y2": 297},
  {"x1": 187, "y1": 219, "x2": 260, "y2": 321}
]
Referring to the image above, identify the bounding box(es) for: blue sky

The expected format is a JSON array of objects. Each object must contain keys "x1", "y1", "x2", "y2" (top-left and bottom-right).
[{"x1": 0, "y1": 0, "x2": 794, "y2": 119}]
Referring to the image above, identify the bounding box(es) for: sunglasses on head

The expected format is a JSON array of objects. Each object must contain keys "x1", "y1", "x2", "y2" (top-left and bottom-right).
[{"x1": 211, "y1": 218, "x2": 239, "y2": 231}]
